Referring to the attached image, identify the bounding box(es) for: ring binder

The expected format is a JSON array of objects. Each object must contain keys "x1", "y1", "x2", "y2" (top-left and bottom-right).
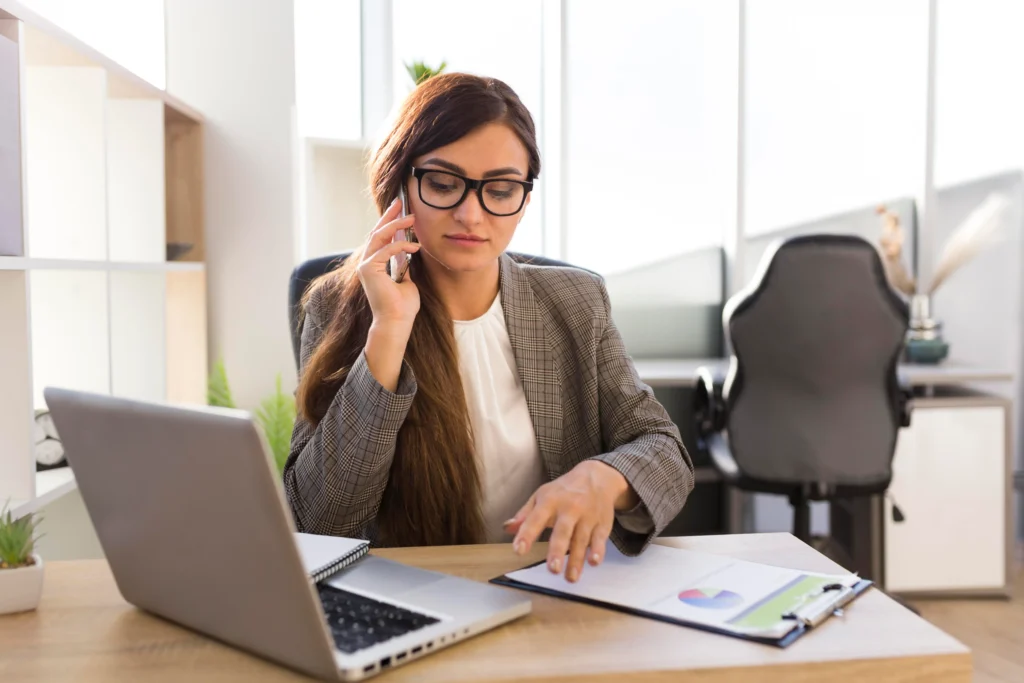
[{"x1": 490, "y1": 544, "x2": 875, "y2": 648}]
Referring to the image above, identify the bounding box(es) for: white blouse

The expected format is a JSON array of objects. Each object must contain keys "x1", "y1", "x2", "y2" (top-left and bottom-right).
[{"x1": 453, "y1": 292, "x2": 546, "y2": 543}]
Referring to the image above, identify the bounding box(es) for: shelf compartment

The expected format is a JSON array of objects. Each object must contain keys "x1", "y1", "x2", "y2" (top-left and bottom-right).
[
  {"x1": 306, "y1": 143, "x2": 377, "y2": 255},
  {"x1": 165, "y1": 113, "x2": 204, "y2": 262},
  {"x1": 24, "y1": 64, "x2": 107, "y2": 260},
  {"x1": 0, "y1": 18, "x2": 23, "y2": 257},
  {"x1": 19, "y1": 17, "x2": 200, "y2": 122},
  {"x1": 165, "y1": 269, "x2": 207, "y2": 405},
  {"x1": 29, "y1": 269, "x2": 110, "y2": 410},
  {"x1": 107, "y1": 98, "x2": 166, "y2": 263},
  {"x1": 9, "y1": 467, "x2": 78, "y2": 520},
  {"x1": 110, "y1": 270, "x2": 166, "y2": 401},
  {"x1": 0, "y1": 270, "x2": 33, "y2": 504}
]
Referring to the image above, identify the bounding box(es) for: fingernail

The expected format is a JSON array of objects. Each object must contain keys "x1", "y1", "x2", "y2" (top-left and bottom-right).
[
  {"x1": 549, "y1": 558, "x2": 561, "y2": 573},
  {"x1": 567, "y1": 567, "x2": 578, "y2": 582},
  {"x1": 390, "y1": 197, "x2": 399, "y2": 207},
  {"x1": 514, "y1": 540, "x2": 524, "y2": 555},
  {"x1": 590, "y1": 552, "x2": 601, "y2": 565},
  {"x1": 503, "y1": 518, "x2": 516, "y2": 527}
]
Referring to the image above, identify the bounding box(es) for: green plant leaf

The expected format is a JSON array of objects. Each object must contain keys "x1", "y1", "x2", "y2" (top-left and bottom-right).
[
  {"x1": 404, "y1": 59, "x2": 447, "y2": 86},
  {"x1": 207, "y1": 357, "x2": 236, "y2": 409},
  {"x1": 0, "y1": 501, "x2": 43, "y2": 569},
  {"x1": 255, "y1": 375, "x2": 297, "y2": 475}
]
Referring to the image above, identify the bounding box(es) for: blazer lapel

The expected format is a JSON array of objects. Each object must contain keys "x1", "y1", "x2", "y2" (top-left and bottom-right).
[{"x1": 499, "y1": 254, "x2": 564, "y2": 479}]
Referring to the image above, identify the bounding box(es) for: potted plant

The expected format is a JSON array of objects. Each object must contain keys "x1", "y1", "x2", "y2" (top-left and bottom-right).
[{"x1": 0, "y1": 502, "x2": 44, "y2": 615}]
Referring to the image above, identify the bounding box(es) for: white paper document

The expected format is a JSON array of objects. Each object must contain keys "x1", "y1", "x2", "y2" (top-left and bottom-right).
[{"x1": 504, "y1": 544, "x2": 861, "y2": 635}]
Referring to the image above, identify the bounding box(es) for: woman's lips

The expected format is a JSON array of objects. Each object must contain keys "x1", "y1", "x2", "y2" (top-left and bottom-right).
[{"x1": 444, "y1": 234, "x2": 489, "y2": 246}]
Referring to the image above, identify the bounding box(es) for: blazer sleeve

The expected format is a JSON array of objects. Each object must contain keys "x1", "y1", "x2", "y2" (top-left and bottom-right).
[
  {"x1": 587, "y1": 281, "x2": 695, "y2": 556},
  {"x1": 283, "y1": 287, "x2": 417, "y2": 538}
]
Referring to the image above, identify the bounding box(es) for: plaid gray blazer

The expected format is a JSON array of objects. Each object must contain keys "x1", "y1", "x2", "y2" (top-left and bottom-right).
[{"x1": 284, "y1": 253, "x2": 695, "y2": 556}]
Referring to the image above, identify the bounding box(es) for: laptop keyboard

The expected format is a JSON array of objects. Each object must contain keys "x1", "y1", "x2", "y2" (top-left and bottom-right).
[{"x1": 317, "y1": 583, "x2": 441, "y2": 654}]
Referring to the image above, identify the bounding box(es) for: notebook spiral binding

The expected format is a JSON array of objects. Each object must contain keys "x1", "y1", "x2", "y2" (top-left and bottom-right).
[{"x1": 310, "y1": 544, "x2": 370, "y2": 584}]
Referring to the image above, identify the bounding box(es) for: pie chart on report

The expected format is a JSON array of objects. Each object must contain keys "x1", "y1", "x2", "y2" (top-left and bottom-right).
[{"x1": 678, "y1": 588, "x2": 744, "y2": 609}]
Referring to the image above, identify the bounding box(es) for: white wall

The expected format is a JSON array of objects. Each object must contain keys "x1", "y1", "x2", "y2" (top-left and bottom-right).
[{"x1": 165, "y1": 0, "x2": 299, "y2": 408}]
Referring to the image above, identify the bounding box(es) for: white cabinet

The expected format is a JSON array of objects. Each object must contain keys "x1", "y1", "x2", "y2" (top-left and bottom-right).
[{"x1": 884, "y1": 396, "x2": 1010, "y2": 595}]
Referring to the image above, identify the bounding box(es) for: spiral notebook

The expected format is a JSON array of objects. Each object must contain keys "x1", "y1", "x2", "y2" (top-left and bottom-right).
[
  {"x1": 491, "y1": 544, "x2": 872, "y2": 647},
  {"x1": 294, "y1": 532, "x2": 370, "y2": 583}
]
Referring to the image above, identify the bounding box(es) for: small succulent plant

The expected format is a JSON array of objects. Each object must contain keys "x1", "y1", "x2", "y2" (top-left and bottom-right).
[{"x1": 0, "y1": 503, "x2": 42, "y2": 570}]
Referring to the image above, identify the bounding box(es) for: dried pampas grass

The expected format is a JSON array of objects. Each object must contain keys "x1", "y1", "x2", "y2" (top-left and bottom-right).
[
  {"x1": 876, "y1": 192, "x2": 1011, "y2": 297},
  {"x1": 925, "y1": 192, "x2": 1010, "y2": 295}
]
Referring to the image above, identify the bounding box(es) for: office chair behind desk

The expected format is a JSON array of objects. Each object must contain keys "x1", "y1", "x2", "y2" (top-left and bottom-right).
[{"x1": 694, "y1": 234, "x2": 912, "y2": 577}]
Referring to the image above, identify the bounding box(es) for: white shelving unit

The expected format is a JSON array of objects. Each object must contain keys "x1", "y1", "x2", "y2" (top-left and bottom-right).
[
  {"x1": 299, "y1": 136, "x2": 378, "y2": 261},
  {"x1": 0, "y1": 0, "x2": 207, "y2": 519}
]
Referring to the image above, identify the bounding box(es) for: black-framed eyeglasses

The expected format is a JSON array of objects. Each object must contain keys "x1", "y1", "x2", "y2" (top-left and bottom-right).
[{"x1": 410, "y1": 166, "x2": 533, "y2": 217}]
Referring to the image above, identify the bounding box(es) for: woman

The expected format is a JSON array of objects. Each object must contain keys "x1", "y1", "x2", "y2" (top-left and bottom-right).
[{"x1": 285, "y1": 73, "x2": 693, "y2": 583}]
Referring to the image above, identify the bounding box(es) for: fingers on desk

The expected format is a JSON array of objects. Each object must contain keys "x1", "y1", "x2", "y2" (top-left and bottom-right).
[{"x1": 513, "y1": 498, "x2": 555, "y2": 556}]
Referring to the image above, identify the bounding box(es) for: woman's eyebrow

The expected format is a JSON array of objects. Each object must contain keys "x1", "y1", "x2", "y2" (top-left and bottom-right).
[{"x1": 421, "y1": 157, "x2": 524, "y2": 178}]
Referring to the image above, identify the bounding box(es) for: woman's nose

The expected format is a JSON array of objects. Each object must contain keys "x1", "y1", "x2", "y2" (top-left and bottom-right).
[{"x1": 453, "y1": 190, "x2": 485, "y2": 225}]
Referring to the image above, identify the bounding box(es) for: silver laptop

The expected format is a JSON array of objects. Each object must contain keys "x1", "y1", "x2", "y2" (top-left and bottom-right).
[{"x1": 43, "y1": 387, "x2": 531, "y2": 681}]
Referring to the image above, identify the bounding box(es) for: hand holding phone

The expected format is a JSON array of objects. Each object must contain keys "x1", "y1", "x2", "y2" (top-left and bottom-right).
[
  {"x1": 356, "y1": 190, "x2": 421, "y2": 330},
  {"x1": 389, "y1": 187, "x2": 416, "y2": 283}
]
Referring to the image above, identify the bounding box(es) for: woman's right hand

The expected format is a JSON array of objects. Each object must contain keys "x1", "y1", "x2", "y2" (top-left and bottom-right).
[
  {"x1": 357, "y1": 197, "x2": 422, "y2": 330},
  {"x1": 358, "y1": 197, "x2": 422, "y2": 392}
]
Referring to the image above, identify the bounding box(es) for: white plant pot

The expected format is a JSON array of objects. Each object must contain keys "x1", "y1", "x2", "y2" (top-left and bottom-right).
[{"x1": 0, "y1": 553, "x2": 44, "y2": 615}]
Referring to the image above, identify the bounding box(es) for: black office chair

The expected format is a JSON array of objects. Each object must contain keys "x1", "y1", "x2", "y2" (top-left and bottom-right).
[
  {"x1": 694, "y1": 234, "x2": 912, "y2": 552},
  {"x1": 287, "y1": 250, "x2": 589, "y2": 371}
]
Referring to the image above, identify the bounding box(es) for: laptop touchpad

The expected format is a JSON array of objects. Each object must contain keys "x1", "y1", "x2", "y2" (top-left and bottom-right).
[{"x1": 327, "y1": 557, "x2": 445, "y2": 598}]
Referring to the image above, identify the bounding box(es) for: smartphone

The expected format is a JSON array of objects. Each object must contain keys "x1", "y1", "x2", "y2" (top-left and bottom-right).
[{"x1": 389, "y1": 186, "x2": 416, "y2": 283}]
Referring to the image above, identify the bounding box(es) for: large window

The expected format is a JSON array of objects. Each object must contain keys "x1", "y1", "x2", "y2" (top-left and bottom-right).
[
  {"x1": 564, "y1": 0, "x2": 738, "y2": 274},
  {"x1": 392, "y1": 0, "x2": 545, "y2": 255},
  {"x1": 744, "y1": 0, "x2": 929, "y2": 235},
  {"x1": 294, "y1": 0, "x2": 362, "y2": 141},
  {"x1": 934, "y1": 0, "x2": 1024, "y2": 187}
]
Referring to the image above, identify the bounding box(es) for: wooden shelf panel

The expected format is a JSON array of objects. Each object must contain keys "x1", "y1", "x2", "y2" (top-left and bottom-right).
[
  {"x1": 29, "y1": 270, "x2": 110, "y2": 410},
  {"x1": 165, "y1": 116, "x2": 204, "y2": 262},
  {"x1": 110, "y1": 271, "x2": 166, "y2": 402},
  {"x1": 107, "y1": 99, "x2": 165, "y2": 263},
  {"x1": 0, "y1": 270, "x2": 33, "y2": 503},
  {"x1": 165, "y1": 269, "x2": 207, "y2": 405},
  {"x1": 24, "y1": 64, "x2": 107, "y2": 260},
  {"x1": 0, "y1": 18, "x2": 22, "y2": 257}
]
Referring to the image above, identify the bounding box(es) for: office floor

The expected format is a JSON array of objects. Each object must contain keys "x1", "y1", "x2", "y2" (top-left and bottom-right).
[{"x1": 911, "y1": 547, "x2": 1024, "y2": 683}]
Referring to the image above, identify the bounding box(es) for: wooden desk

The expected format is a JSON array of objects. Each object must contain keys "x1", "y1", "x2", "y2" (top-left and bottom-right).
[{"x1": 0, "y1": 534, "x2": 970, "y2": 682}]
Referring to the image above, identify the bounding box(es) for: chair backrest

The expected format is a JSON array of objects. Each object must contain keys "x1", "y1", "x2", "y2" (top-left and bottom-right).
[
  {"x1": 287, "y1": 251, "x2": 588, "y2": 371},
  {"x1": 722, "y1": 234, "x2": 909, "y2": 489}
]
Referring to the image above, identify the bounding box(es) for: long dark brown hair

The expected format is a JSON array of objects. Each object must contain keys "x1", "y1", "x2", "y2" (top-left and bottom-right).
[{"x1": 295, "y1": 73, "x2": 541, "y2": 546}]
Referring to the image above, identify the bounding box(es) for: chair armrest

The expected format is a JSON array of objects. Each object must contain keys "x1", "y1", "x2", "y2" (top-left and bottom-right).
[
  {"x1": 693, "y1": 365, "x2": 726, "y2": 441},
  {"x1": 706, "y1": 432, "x2": 740, "y2": 480}
]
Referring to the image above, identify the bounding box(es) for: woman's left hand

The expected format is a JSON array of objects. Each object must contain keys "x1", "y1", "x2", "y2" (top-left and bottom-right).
[{"x1": 503, "y1": 461, "x2": 638, "y2": 582}]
